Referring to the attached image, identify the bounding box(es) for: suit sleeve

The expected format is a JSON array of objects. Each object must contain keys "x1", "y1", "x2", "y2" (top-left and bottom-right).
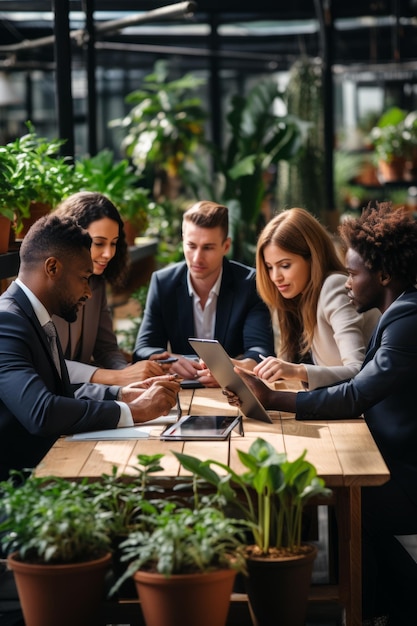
[
  {"x1": 0, "y1": 310, "x2": 121, "y2": 437},
  {"x1": 295, "y1": 307, "x2": 417, "y2": 420}
]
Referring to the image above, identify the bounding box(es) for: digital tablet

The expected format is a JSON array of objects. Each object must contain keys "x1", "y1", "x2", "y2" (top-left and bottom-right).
[
  {"x1": 188, "y1": 338, "x2": 273, "y2": 423},
  {"x1": 160, "y1": 414, "x2": 241, "y2": 440}
]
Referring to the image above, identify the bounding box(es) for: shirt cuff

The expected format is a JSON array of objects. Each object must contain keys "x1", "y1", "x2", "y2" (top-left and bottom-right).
[{"x1": 115, "y1": 402, "x2": 134, "y2": 427}]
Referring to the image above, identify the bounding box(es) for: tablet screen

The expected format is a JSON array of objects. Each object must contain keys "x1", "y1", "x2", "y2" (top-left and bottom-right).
[{"x1": 160, "y1": 414, "x2": 241, "y2": 440}]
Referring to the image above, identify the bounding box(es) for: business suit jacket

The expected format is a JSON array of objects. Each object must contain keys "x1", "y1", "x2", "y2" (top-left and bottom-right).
[
  {"x1": 296, "y1": 287, "x2": 417, "y2": 504},
  {"x1": 53, "y1": 274, "x2": 128, "y2": 383},
  {"x1": 133, "y1": 258, "x2": 275, "y2": 363},
  {"x1": 0, "y1": 282, "x2": 121, "y2": 481}
]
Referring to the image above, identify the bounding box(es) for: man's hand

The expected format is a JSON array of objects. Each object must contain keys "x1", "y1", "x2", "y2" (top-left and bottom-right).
[
  {"x1": 119, "y1": 374, "x2": 179, "y2": 402},
  {"x1": 91, "y1": 359, "x2": 169, "y2": 386},
  {"x1": 127, "y1": 377, "x2": 181, "y2": 423},
  {"x1": 169, "y1": 355, "x2": 204, "y2": 380}
]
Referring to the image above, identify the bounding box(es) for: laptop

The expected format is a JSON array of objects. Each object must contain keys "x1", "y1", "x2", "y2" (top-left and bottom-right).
[{"x1": 188, "y1": 338, "x2": 272, "y2": 423}]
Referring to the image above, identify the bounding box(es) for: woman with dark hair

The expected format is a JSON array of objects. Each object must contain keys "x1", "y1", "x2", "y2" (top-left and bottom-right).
[
  {"x1": 253, "y1": 207, "x2": 380, "y2": 389},
  {"x1": 53, "y1": 192, "x2": 168, "y2": 386}
]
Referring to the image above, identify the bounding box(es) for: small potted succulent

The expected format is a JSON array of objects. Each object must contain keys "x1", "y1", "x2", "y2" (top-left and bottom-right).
[
  {"x1": 174, "y1": 437, "x2": 332, "y2": 626},
  {"x1": 0, "y1": 473, "x2": 112, "y2": 626}
]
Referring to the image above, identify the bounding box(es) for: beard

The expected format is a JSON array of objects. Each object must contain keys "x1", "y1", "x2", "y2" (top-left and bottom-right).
[{"x1": 59, "y1": 300, "x2": 83, "y2": 323}]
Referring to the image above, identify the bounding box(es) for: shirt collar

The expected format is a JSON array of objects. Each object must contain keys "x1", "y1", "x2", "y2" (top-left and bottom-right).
[
  {"x1": 186, "y1": 267, "x2": 223, "y2": 299},
  {"x1": 15, "y1": 278, "x2": 52, "y2": 327}
]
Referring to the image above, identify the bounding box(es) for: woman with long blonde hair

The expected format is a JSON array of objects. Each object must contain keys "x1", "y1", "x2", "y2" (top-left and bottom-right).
[{"x1": 254, "y1": 207, "x2": 380, "y2": 389}]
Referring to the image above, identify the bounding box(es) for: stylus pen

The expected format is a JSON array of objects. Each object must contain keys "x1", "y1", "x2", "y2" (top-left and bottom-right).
[{"x1": 176, "y1": 393, "x2": 182, "y2": 419}]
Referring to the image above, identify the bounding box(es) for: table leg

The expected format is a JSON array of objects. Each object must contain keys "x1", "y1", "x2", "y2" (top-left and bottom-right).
[{"x1": 336, "y1": 486, "x2": 362, "y2": 626}]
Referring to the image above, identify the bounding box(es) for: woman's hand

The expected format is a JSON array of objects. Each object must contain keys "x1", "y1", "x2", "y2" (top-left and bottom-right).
[{"x1": 254, "y1": 356, "x2": 307, "y2": 384}]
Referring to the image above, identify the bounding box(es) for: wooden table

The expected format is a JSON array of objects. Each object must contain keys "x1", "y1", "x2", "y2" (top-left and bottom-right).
[{"x1": 35, "y1": 387, "x2": 390, "y2": 626}]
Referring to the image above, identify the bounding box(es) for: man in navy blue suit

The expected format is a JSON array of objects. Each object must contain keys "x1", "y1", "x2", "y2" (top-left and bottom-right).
[
  {"x1": 226, "y1": 203, "x2": 417, "y2": 625},
  {"x1": 133, "y1": 200, "x2": 275, "y2": 386},
  {"x1": 0, "y1": 214, "x2": 180, "y2": 482}
]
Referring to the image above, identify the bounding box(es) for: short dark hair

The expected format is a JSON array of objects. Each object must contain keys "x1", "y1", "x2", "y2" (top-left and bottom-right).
[
  {"x1": 20, "y1": 214, "x2": 92, "y2": 270},
  {"x1": 53, "y1": 191, "x2": 128, "y2": 288},
  {"x1": 339, "y1": 202, "x2": 417, "y2": 285},
  {"x1": 183, "y1": 200, "x2": 229, "y2": 241}
]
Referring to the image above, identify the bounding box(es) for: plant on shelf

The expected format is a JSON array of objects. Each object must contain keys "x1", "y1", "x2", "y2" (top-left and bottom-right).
[
  {"x1": 368, "y1": 106, "x2": 417, "y2": 182},
  {"x1": 0, "y1": 122, "x2": 84, "y2": 237},
  {"x1": 74, "y1": 148, "x2": 150, "y2": 243},
  {"x1": 0, "y1": 473, "x2": 112, "y2": 626},
  {"x1": 174, "y1": 437, "x2": 332, "y2": 626}
]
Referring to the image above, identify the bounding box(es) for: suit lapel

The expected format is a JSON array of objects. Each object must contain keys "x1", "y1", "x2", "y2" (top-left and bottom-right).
[{"x1": 10, "y1": 283, "x2": 72, "y2": 394}]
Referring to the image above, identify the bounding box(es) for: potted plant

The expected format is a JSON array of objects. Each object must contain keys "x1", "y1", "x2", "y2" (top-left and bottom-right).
[
  {"x1": 174, "y1": 437, "x2": 332, "y2": 626},
  {"x1": 0, "y1": 149, "x2": 17, "y2": 252},
  {"x1": 0, "y1": 122, "x2": 85, "y2": 239},
  {"x1": 0, "y1": 473, "x2": 112, "y2": 626},
  {"x1": 110, "y1": 496, "x2": 247, "y2": 626},
  {"x1": 368, "y1": 107, "x2": 411, "y2": 182},
  {"x1": 74, "y1": 148, "x2": 150, "y2": 244}
]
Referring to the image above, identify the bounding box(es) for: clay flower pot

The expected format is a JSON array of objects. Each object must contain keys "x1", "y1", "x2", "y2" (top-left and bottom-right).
[
  {"x1": 133, "y1": 568, "x2": 236, "y2": 626},
  {"x1": 7, "y1": 551, "x2": 112, "y2": 626}
]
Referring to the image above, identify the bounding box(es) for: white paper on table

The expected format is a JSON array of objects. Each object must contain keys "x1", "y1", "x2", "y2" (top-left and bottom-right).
[{"x1": 65, "y1": 408, "x2": 179, "y2": 441}]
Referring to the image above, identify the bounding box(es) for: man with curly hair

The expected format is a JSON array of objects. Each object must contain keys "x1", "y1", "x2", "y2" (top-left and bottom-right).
[{"x1": 226, "y1": 203, "x2": 417, "y2": 625}]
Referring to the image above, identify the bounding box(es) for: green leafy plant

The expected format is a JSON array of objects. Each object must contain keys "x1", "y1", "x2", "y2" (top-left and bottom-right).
[
  {"x1": 111, "y1": 500, "x2": 247, "y2": 594},
  {"x1": 88, "y1": 453, "x2": 165, "y2": 538},
  {"x1": 0, "y1": 474, "x2": 111, "y2": 564},
  {"x1": 74, "y1": 148, "x2": 150, "y2": 234},
  {"x1": 174, "y1": 437, "x2": 331, "y2": 555},
  {"x1": 368, "y1": 106, "x2": 412, "y2": 163},
  {"x1": 185, "y1": 78, "x2": 307, "y2": 262},
  {"x1": 0, "y1": 122, "x2": 84, "y2": 233},
  {"x1": 109, "y1": 59, "x2": 207, "y2": 188}
]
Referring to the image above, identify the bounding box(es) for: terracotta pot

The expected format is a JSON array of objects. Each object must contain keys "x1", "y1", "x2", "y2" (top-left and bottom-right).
[
  {"x1": 245, "y1": 544, "x2": 318, "y2": 626},
  {"x1": 123, "y1": 218, "x2": 140, "y2": 246},
  {"x1": 0, "y1": 215, "x2": 11, "y2": 253},
  {"x1": 133, "y1": 568, "x2": 236, "y2": 626},
  {"x1": 378, "y1": 158, "x2": 406, "y2": 182},
  {"x1": 7, "y1": 551, "x2": 112, "y2": 626},
  {"x1": 16, "y1": 201, "x2": 51, "y2": 241}
]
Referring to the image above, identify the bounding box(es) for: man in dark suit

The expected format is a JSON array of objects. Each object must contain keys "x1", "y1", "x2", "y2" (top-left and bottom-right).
[
  {"x1": 0, "y1": 214, "x2": 180, "y2": 482},
  {"x1": 227, "y1": 203, "x2": 417, "y2": 625},
  {"x1": 133, "y1": 201, "x2": 275, "y2": 386}
]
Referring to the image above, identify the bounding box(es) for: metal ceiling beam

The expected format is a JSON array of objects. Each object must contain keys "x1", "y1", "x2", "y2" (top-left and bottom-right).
[{"x1": 0, "y1": 2, "x2": 196, "y2": 55}]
